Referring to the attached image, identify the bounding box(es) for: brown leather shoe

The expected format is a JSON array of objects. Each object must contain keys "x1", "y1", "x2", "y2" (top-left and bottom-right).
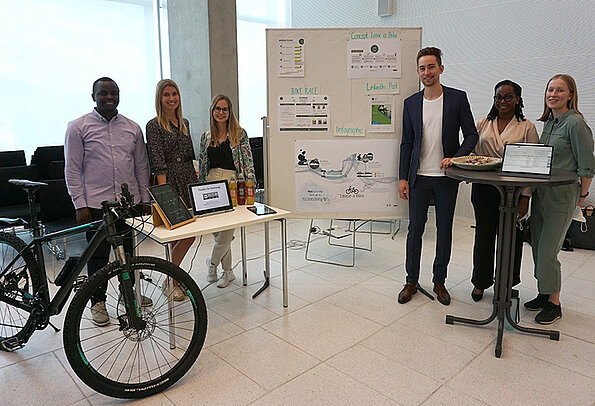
[
  {"x1": 398, "y1": 283, "x2": 417, "y2": 304},
  {"x1": 433, "y1": 283, "x2": 451, "y2": 306}
]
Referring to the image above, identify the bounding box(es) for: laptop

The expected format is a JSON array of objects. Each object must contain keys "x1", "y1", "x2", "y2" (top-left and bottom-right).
[
  {"x1": 188, "y1": 180, "x2": 234, "y2": 217},
  {"x1": 500, "y1": 143, "x2": 553, "y2": 178}
]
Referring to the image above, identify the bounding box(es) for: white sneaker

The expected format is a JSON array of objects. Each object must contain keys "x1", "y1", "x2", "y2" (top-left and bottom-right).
[
  {"x1": 140, "y1": 294, "x2": 153, "y2": 307},
  {"x1": 117, "y1": 292, "x2": 153, "y2": 307},
  {"x1": 161, "y1": 279, "x2": 186, "y2": 302},
  {"x1": 217, "y1": 270, "x2": 236, "y2": 288},
  {"x1": 90, "y1": 302, "x2": 110, "y2": 326},
  {"x1": 206, "y1": 257, "x2": 218, "y2": 283}
]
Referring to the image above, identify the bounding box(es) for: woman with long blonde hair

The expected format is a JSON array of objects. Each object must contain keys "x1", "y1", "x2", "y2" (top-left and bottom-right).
[
  {"x1": 197, "y1": 94, "x2": 255, "y2": 287},
  {"x1": 525, "y1": 74, "x2": 594, "y2": 324},
  {"x1": 146, "y1": 79, "x2": 198, "y2": 300}
]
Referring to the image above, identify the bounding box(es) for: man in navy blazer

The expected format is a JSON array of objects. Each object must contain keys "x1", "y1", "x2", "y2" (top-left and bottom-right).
[{"x1": 397, "y1": 47, "x2": 478, "y2": 305}]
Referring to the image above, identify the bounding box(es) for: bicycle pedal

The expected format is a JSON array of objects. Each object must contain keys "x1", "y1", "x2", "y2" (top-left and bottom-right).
[{"x1": 1, "y1": 337, "x2": 25, "y2": 352}]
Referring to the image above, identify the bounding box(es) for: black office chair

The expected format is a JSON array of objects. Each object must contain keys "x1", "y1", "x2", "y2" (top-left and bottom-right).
[
  {"x1": 30, "y1": 146, "x2": 74, "y2": 223},
  {"x1": 0, "y1": 165, "x2": 40, "y2": 220},
  {"x1": 30, "y1": 145, "x2": 65, "y2": 179},
  {"x1": 0, "y1": 150, "x2": 26, "y2": 167},
  {"x1": 249, "y1": 137, "x2": 264, "y2": 189}
]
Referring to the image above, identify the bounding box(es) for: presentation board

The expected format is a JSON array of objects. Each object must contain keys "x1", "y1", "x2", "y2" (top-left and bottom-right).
[{"x1": 266, "y1": 27, "x2": 422, "y2": 219}]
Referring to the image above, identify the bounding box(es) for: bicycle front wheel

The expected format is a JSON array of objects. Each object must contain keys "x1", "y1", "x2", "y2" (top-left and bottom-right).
[
  {"x1": 63, "y1": 256, "x2": 207, "y2": 399},
  {"x1": 0, "y1": 232, "x2": 42, "y2": 348}
]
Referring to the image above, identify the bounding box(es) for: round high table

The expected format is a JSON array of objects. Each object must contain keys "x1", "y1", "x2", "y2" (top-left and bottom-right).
[{"x1": 445, "y1": 167, "x2": 578, "y2": 358}]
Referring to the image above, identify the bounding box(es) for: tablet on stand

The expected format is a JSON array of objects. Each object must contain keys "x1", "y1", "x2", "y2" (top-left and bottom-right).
[{"x1": 148, "y1": 184, "x2": 196, "y2": 229}]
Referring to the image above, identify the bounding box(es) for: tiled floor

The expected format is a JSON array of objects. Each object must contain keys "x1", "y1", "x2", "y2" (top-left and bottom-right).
[{"x1": 2, "y1": 217, "x2": 595, "y2": 405}]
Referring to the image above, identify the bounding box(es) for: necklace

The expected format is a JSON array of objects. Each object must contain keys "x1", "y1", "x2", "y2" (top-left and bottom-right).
[{"x1": 216, "y1": 131, "x2": 229, "y2": 143}]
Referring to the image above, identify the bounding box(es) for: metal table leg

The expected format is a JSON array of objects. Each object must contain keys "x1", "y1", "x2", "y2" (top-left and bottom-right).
[
  {"x1": 281, "y1": 218, "x2": 288, "y2": 307},
  {"x1": 251, "y1": 218, "x2": 286, "y2": 306},
  {"x1": 264, "y1": 222, "x2": 271, "y2": 280},
  {"x1": 164, "y1": 244, "x2": 175, "y2": 349},
  {"x1": 252, "y1": 221, "x2": 271, "y2": 299},
  {"x1": 241, "y1": 226, "x2": 247, "y2": 286}
]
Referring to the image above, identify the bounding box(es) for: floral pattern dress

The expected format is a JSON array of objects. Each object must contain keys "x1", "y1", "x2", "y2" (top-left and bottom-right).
[{"x1": 146, "y1": 117, "x2": 198, "y2": 206}]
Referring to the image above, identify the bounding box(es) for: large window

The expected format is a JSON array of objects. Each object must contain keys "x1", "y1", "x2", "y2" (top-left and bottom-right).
[
  {"x1": 0, "y1": 0, "x2": 165, "y2": 161},
  {"x1": 236, "y1": 0, "x2": 290, "y2": 138}
]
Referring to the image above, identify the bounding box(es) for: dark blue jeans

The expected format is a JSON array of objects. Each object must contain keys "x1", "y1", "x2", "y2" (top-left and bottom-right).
[{"x1": 405, "y1": 175, "x2": 459, "y2": 285}]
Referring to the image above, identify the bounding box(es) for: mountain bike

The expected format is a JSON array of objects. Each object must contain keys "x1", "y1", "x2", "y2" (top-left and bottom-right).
[{"x1": 0, "y1": 179, "x2": 207, "y2": 398}]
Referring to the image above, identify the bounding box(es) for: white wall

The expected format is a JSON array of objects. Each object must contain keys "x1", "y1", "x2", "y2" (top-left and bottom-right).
[{"x1": 291, "y1": 0, "x2": 595, "y2": 219}]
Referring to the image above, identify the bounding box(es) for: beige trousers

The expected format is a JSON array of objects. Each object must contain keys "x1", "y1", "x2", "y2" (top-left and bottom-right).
[{"x1": 207, "y1": 168, "x2": 236, "y2": 271}]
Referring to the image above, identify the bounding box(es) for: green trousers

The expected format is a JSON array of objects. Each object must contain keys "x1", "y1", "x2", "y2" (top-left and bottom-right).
[{"x1": 530, "y1": 183, "x2": 579, "y2": 294}]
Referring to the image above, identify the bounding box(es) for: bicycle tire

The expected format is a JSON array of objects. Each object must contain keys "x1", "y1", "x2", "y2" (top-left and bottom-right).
[
  {"x1": 0, "y1": 231, "x2": 43, "y2": 348},
  {"x1": 63, "y1": 256, "x2": 207, "y2": 398}
]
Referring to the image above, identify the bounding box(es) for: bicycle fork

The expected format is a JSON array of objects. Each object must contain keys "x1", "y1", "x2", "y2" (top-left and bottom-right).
[
  {"x1": 112, "y1": 241, "x2": 146, "y2": 331},
  {"x1": 102, "y1": 203, "x2": 146, "y2": 332}
]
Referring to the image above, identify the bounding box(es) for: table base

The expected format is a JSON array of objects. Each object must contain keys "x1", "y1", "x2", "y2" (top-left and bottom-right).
[
  {"x1": 442, "y1": 169, "x2": 574, "y2": 358},
  {"x1": 446, "y1": 302, "x2": 559, "y2": 358}
]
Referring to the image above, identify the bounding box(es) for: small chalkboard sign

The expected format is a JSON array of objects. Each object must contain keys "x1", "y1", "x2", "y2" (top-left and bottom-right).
[{"x1": 148, "y1": 184, "x2": 195, "y2": 229}]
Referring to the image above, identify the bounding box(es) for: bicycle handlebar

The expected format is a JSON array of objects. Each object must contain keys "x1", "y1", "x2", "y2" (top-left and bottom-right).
[{"x1": 101, "y1": 183, "x2": 139, "y2": 219}]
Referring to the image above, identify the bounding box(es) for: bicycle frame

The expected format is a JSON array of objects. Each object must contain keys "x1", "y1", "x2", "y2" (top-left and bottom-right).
[
  {"x1": 2, "y1": 182, "x2": 209, "y2": 397},
  {"x1": 1, "y1": 205, "x2": 145, "y2": 329}
]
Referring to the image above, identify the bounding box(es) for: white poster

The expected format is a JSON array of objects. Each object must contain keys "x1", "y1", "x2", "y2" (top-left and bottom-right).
[
  {"x1": 347, "y1": 38, "x2": 402, "y2": 79},
  {"x1": 278, "y1": 95, "x2": 329, "y2": 132},
  {"x1": 295, "y1": 139, "x2": 399, "y2": 213},
  {"x1": 277, "y1": 37, "x2": 304, "y2": 78},
  {"x1": 369, "y1": 95, "x2": 394, "y2": 133}
]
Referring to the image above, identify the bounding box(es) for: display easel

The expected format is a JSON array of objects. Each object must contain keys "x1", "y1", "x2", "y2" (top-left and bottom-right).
[{"x1": 152, "y1": 203, "x2": 195, "y2": 230}]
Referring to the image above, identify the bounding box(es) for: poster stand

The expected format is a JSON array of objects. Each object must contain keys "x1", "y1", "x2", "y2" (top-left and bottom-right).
[{"x1": 266, "y1": 27, "x2": 422, "y2": 220}]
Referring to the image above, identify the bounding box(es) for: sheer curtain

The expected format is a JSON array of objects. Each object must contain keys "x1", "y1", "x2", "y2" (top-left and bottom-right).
[
  {"x1": 236, "y1": 0, "x2": 290, "y2": 138},
  {"x1": 0, "y1": 0, "x2": 163, "y2": 161}
]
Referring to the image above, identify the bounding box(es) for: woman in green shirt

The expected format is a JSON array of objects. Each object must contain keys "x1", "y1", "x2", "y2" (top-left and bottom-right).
[{"x1": 526, "y1": 74, "x2": 595, "y2": 324}]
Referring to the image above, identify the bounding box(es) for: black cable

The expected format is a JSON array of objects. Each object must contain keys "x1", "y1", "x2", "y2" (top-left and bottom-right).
[{"x1": 187, "y1": 235, "x2": 203, "y2": 272}]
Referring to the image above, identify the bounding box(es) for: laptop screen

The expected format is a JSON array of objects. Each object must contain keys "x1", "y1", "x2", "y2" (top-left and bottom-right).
[
  {"x1": 188, "y1": 180, "x2": 234, "y2": 216},
  {"x1": 501, "y1": 143, "x2": 553, "y2": 176}
]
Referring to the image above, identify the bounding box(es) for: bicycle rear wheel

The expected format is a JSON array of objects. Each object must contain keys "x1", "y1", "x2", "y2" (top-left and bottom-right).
[
  {"x1": 0, "y1": 232, "x2": 42, "y2": 349},
  {"x1": 63, "y1": 256, "x2": 207, "y2": 399}
]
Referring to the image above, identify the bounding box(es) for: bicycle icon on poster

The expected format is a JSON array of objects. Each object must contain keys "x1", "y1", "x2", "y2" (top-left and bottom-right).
[{"x1": 345, "y1": 186, "x2": 359, "y2": 195}]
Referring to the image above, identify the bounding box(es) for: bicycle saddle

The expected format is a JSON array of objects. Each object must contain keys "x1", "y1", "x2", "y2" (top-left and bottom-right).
[
  {"x1": 0, "y1": 218, "x2": 28, "y2": 228},
  {"x1": 8, "y1": 179, "x2": 48, "y2": 188}
]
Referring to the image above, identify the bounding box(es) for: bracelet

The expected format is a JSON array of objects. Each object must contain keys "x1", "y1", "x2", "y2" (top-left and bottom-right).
[{"x1": 580, "y1": 192, "x2": 589, "y2": 198}]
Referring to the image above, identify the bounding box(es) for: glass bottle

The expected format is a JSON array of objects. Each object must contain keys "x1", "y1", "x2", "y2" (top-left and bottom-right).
[
  {"x1": 237, "y1": 173, "x2": 246, "y2": 205},
  {"x1": 229, "y1": 175, "x2": 238, "y2": 207},
  {"x1": 246, "y1": 176, "x2": 255, "y2": 205}
]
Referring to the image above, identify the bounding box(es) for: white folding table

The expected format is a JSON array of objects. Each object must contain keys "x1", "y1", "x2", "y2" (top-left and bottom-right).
[{"x1": 129, "y1": 205, "x2": 290, "y2": 307}]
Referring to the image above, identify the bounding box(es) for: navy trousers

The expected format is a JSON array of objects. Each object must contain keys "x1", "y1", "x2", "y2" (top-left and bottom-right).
[{"x1": 405, "y1": 175, "x2": 459, "y2": 285}]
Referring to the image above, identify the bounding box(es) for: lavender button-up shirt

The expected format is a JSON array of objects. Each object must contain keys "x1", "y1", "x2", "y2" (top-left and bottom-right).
[{"x1": 65, "y1": 109, "x2": 151, "y2": 209}]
